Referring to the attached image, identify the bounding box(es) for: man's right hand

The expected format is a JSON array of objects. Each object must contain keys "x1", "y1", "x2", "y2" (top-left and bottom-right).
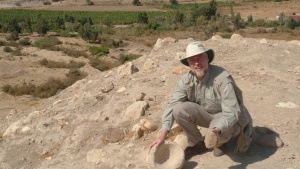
[{"x1": 148, "y1": 130, "x2": 168, "y2": 153}]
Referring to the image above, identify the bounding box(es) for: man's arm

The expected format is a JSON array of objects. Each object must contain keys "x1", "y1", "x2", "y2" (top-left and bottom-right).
[{"x1": 214, "y1": 82, "x2": 241, "y2": 133}]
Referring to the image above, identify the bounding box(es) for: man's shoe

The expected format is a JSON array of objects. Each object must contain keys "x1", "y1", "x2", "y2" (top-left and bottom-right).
[
  {"x1": 213, "y1": 144, "x2": 226, "y2": 157},
  {"x1": 184, "y1": 141, "x2": 208, "y2": 160}
]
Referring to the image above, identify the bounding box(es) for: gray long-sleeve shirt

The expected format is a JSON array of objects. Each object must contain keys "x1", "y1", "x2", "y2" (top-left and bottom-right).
[{"x1": 162, "y1": 65, "x2": 245, "y2": 133}]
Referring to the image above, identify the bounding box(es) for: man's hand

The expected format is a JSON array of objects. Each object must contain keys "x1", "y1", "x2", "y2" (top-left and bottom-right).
[
  {"x1": 148, "y1": 130, "x2": 168, "y2": 153},
  {"x1": 212, "y1": 127, "x2": 221, "y2": 135}
]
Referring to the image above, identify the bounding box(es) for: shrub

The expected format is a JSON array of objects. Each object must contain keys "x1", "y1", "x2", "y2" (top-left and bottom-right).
[
  {"x1": 60, "y1": 47, "x2": 89, "y2": 58},
  {"x1": 5, "y1": 31, "x2": 19, "y2": 41},
  {"x1": 39, "y1": 58, "x2": 85, "y2": 68},
  {"x1": 34, "y1": 36, "x2": 62, "y2": 49},
  {"x1": 4, "y1": 46, "x2": 13, "y2": 52},
  {"x1": 170, "y1": 0, "x2": 178, "y2": 5},
  {"x1": 86, "y1": 0, "x2": 94, "y2": 5},
  {"x1": 89, "y1": 57, "x2": 120, "y2": 71},
  {"x1": 36, "y1": 17, "x2": 49, "y2": 35},
  {"x1": 12, "y1": 49, "x2": 22, "y2": 56},
  {"x1": 173, "y1": 10, "x2": 184, "y2": 23},
  {"x1": 89, "y1": 46, "x2": 109, "y2": 56},
  {"x1": 0, "y1": 41, "x2": 5, "y2": 46},
  {"x1": 43, "y1": 1, "x2": 51, "y2": 5},
  {"x1": 253, "y1": 19, "x2": 266, "y2": 27},
  {"x1": 99, "y1": 38, "x2": 128, "y2": 48},
  {"x1": 247, "y1": 15, "x2": 253, "y2": 23},
  {"x1": 19, "y1": 37, "x2": 31, "y2": 46},
  {"x1": 2, "y1": 69, "x2": 87, "y2": 98},
  {"x1": 220, "y1": 34, "x2": 232, "y2": 39},
  {"x1": 118, "y1": 54, "x2": 141, "y2": 64},
  {"x1": 132, "y1": 0, "x2": 142, "y2": 6},
  {"x1": 138, "y1": 12, "x2": 148, "y2": 24}
]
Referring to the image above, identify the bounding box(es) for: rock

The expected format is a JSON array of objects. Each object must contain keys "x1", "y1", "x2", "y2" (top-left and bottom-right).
[
  {"x1": 211, "y1": 35, "x2": 223, "y2": 40},
  {"x1": 175, "y1": 52, "x2": 185, "y2": 60},
  {"x1": 259, "y1": 38, "x2": 268, "y2": 44},
  {"x1": 105, "y1": 127, "x2": 124, "y2": 143},
  {"x1": 170, "y1": 123, "x2": 183, "y2": 135},
  {"x1": 140, "y1": 118, "x2": 158, "y2": 132},
  {"x1": 3, "y1": 121, "x2": 22, "y2": 137},
  {"x1": 255, "y1": 134, "x2": 284, "y2": 148},
  {"x1": 289, "y1": 40, "x2": 300, "y2": 46},
  {"x1": 101, "y1": 82, "x2": 114, "y2": 93},
  {"x1": 86, "y1": 149, "x2": 106, "y2": 164},
  {"x1": 21, "y1": 126, "x2": 31, "y2": 133},
  {"x1": 173, "y1": 133, "x2": 188, "y2": 149},
  {"x1": 153, "y1": 37, "x2": 176, "y2": 51},
  {"x1": 117, "y1": 62, "x2": 139, "y2": 78},
  {"x1": 143, "y1": 58, "x2": 158, "y2": 71},
  {"x1": 131, "y1": 123, "x2": 144, "y2": 139},
  {"x1": 125, "y1": 101, "x2": 149, "y2": 120},
  {"x1": 136, "y1": 92, "x2": 146, "y2": 101},
  {"x1": 231, "y1": 34, "x2": 243, "y2": 39},
  {"x1": 116, "y1": 87, "x2": 126, "y2": 93},
  {"x1": 275, "y1": 102, "x2": 298, "y2": 108}
]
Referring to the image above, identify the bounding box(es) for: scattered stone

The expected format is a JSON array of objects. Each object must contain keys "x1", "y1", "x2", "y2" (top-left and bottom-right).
[
  {"x1": 21, "y1": 126, "x2": 31, "y2": 133},
  {"x1": 255, "y1": 134, "x2": 284, "y2": 148},
  {"x1": 143, "y1": 58, "x2": 158, "y2": 71},
  {"x1": 86, "y1": 149, "x2": 106, "y2": 164},
  {"x1": 136, "y1": 92, "x2": 146, "y2": 101},
  {"x1": 117, "y1": 62, "x2": 139, "y2": 78},
  {"x1": 289, "y1": 40, "x2": 300, "y2": 46},
  {"x1": 125, "y1": 101, "x2": 149, "y2": 120},
  {"x1": 173, "y1": 133, "x2": 188, "y2": 149},
  {"x1": 3, "y1": 120, "x2": 22, "y2": 137},
  {"x1": 211, "y1": 35, "x2": 223, "y2": 40},
  {"x1": 101, "y1": 82, "x2": 114, "y2": 93},
  {"x1": 175, "y1": 52, "x2": 185, "y2": 60},
  {"x1": 140, "y1": 118, "x2": 158, "y2": 132},
  {"x1": 231, "y1": 34, "x2": 243, "y2": 39},
  {"x1": 259, "y1": 38, "x2": 268, "y2": 44},
  {"x1": 275, "y1": 102, "x2": 298, "y2": 108},
  {"x1": 153, "y1": 37, "x2": 176, "y2": 51},
  {"x1": 116, "y1": 87, "x2": 126, "y2": 93},
  {"x1": 105, "y1": 127, "x2": 124, "y2": 143},
  {"x1": 131, "y1": 123, "x2": 144, "y2": 139}
]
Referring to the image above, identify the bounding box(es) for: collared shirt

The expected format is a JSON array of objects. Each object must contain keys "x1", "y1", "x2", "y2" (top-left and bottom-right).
[{"x1": 161, "y1": 64, "x2": 241, "y2": 133}]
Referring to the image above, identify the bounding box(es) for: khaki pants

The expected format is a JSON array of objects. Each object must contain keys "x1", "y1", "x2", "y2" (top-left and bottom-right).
[{"x1": 172, "y1": 102, "x2": 238, "y2": 147}]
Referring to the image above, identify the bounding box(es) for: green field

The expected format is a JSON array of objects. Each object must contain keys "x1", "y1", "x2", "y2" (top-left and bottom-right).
[{"x1": 0, "y1": 9, "x2": 174, "y2": 25}]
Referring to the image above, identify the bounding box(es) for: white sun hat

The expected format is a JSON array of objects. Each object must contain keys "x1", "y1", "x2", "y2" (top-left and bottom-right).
[
  {"x1": 148, "y1": 142, "x2": 185, "y2": 169},
  {"x1": 181, "y1": 42, "x2": 214, "y2": 66}
]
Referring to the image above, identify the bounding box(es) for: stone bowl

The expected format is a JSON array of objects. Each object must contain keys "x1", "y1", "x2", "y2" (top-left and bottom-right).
[{"x1": 148, "y1": 142, "x2": 185, "y2": 169}]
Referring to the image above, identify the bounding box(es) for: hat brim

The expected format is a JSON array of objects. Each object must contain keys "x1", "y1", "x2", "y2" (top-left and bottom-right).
[{"x1": 181, "y1": 49, "x2": 214, "y2": 66}]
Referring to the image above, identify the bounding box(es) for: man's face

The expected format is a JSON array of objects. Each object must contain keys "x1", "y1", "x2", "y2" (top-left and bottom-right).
[{"x1": 187, "y1": 53, "x2": 209, "y2": 80}]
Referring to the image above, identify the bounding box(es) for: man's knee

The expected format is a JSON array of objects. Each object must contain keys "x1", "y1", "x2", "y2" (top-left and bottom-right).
[{"x1": 172, "y1": 102, "x2": 189, "y2": 119}]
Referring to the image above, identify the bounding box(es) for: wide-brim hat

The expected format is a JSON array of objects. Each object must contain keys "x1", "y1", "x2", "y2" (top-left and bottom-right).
[{"x1": 181, "y1": 42, "x2": 214, "y2": 66}]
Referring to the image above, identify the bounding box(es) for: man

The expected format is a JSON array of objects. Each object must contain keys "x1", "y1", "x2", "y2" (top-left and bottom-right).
[{"x1": 149, "y1": 42, "x2": 253, "y2": 159}]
